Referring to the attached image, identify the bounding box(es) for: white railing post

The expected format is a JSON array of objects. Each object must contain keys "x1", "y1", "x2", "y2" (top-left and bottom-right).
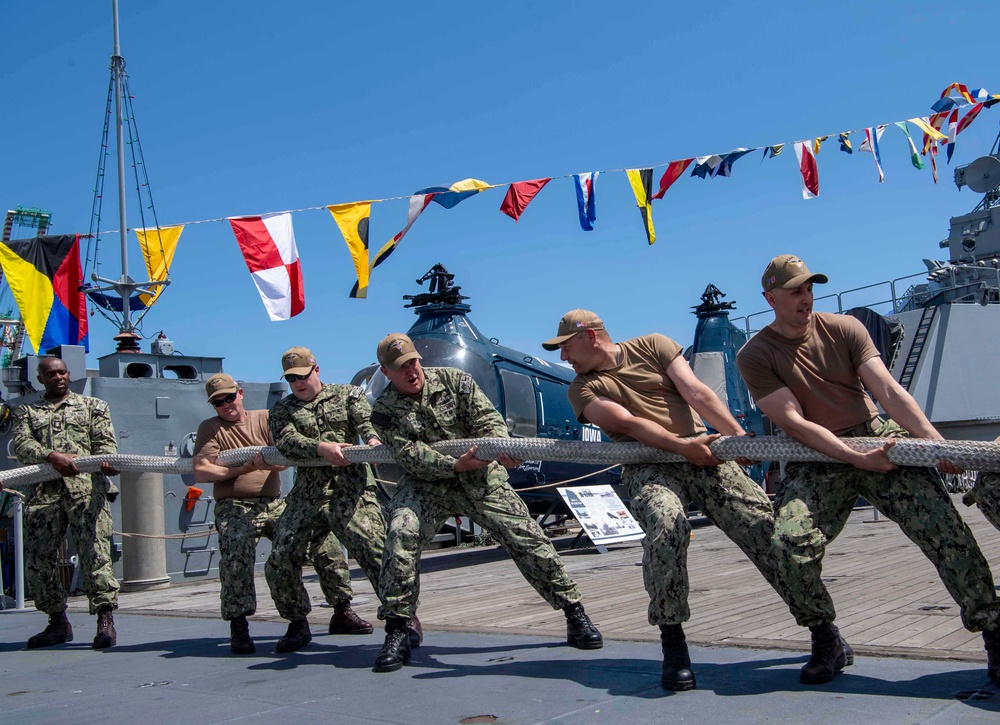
[{"x1": 14, "y1": 496, "x2": 25, "y2": 610}]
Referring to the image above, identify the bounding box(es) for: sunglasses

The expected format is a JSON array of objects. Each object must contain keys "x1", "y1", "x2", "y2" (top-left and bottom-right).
[
  {"x1": 283, "y1": 366, "x2": 314, "y2": 383},
  {"x1": 210, "y1": 392, "x2": 238, "y2": 408}
]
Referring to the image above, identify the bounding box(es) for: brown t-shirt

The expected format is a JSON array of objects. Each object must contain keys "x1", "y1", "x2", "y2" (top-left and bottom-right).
[
  {"x1": 193, "y1": 409, "x2": 280, "y2": 500},
  {"x1": 568, "y1": 333, "x2": 707, "y2": 442},
  {"x1": 736, "y1": 312, "x2": 880, "y2": 435}
]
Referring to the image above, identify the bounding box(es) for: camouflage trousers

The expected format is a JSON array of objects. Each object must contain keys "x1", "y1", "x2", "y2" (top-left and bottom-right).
[
  {"x1": 379, "y1": 479, "x2": 582, "y2": 620},
  {"x1": 265, "y1": 476, "x2": 386, "y2": 620},
  {"x1": 624, "y1": 461, "x2": 781, "y2": 626},
  {"x1": 774, "y1": 420, "x2": 1000, "y2": 631},
  {"x1": 215, "y1": 497, "x2": 354, "y2": 620},
  {"x1": 24, "y1": 485, "x2": 119, "y2": 615},
  {"x1": 964, "y1": 473, "x2": 1000, "y2": 533}
]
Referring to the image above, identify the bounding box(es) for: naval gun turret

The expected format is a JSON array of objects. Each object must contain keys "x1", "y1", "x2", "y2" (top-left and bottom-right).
[{"x1": 686, "y1": 284, "x2": 768, "y2": 484}]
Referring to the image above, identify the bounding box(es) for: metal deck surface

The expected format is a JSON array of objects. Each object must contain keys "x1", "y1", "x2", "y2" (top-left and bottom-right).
[
  {"x1": 1, "y1": 613, "x2": 998, "y2": 724},
  {"x1": 3, "y1": 498, "x2": 1000, "y2": 723}
]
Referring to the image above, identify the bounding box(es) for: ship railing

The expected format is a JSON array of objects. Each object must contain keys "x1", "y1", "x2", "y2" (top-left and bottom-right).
[
  {"x1": 732, "y1": 267, "x2": 1000, "y2": 336},
  {"x1": 0, "y1": 495, "x2": 25, "y2": 612}
]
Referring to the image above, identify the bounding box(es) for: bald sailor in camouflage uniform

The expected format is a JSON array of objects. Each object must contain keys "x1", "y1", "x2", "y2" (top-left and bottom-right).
[
  {"x1": 543, "y1": 309, "x2": 796, "y2": 691},
  {"x1": 737, "y1": 254, "x2": 1000, "y2": 685},
  {"x1": 13, "y1": 356, "x2": 121, "y2": 649},
  {"x1": 264, "y1": 347, "x2": 388, "y2": 653},
  {"x1": 369, "y1": 333, "x2": 603, "y2": 673},
  {"x1": 193, "y1": 372, "x2": 373, "y2": 655}
]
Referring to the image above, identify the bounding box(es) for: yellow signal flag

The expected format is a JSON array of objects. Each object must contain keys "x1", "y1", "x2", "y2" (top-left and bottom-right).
[
  {"x1": 135, "y1": 225, "x2": 183, "y2": 307},
  {"x1": 328, "y1": 202, "x2": 373, "y2": 299}
]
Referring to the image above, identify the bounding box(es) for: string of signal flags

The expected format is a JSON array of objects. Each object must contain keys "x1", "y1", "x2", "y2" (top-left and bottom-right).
[{"x1": 123, "y1": 82, "x2": 1000, "y2": 321}]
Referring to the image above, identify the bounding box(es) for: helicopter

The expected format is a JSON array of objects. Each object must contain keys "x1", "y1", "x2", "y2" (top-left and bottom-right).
[{"x1": 353, "y1": 264, "x2": 622, "y2": 529}]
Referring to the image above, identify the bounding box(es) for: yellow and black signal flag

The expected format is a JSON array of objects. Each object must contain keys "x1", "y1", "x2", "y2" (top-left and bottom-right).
[
  {"x1": 626, "y1": 168, "x2": 656, "y2": 245},
  {"x1": 328, "y1": 202, "x2": 372, "y2": 299},
  {"x1": 135, "y1": 225, "x2": 183, "y2": 307}
]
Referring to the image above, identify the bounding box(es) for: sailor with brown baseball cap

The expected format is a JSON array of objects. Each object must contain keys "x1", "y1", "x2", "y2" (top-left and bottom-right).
[
  {"x1": 368, "y1": 327, "x2": 603, "y2": 672},
  {"x1": 737, "y1": 252, "x2": 1000, "y2": 687},
  {"x1": 543, "y1": 306, "x2": 792, "y2": 691},
  {"x1": 264, "y1": 344, "x2": 388, "y2": 655},
  {"x1": 193, "y1": 369, "x2": 373, "y2": 654}
]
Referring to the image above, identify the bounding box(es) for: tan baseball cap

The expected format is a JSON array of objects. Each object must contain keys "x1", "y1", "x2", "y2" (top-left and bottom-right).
[
  {"x1": 761, "y1": 254, "x2": 829, "y2": 292},
  {"x1": 281, "y1": 347, "x2": 317, "y2": 375},
  {"x1": 377, "y1": 333, "x2": 422, "y2": 371},
  {"x1": 205, "y1": 373, "x2": 239, "y2": 401},
  {"x1": 542, "y1": 309, "x2": 605, "y2": 351}
]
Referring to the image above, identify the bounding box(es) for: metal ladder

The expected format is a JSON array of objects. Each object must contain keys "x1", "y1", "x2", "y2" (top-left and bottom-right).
[{"x1": 898, "y1": 306, "x2": 937, "y2": 391}]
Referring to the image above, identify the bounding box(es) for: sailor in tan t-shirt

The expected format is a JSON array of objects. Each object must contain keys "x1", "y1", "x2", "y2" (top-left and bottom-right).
[
  {"x1": 543, "y1": 310, "x2": 791, "y2": 692},
  {"x1": 737, "y1": 254, "x2": 1000, "y2": 686},
  {"x1": 193, "y1": 373, "x2": 372, "y2": 655}
]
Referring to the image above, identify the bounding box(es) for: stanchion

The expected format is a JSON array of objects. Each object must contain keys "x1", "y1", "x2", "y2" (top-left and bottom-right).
[{"x1": 120, "y1": 471, "x2": 170, "y2": 591}]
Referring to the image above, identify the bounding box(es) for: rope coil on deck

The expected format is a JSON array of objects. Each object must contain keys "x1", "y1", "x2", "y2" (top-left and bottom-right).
[{"x1": 3, "y1": 436, "x2": 1000, "y2": 490}]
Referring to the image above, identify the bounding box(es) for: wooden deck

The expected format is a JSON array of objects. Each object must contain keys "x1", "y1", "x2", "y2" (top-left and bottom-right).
[{"x1": 93, "y1": 495, "x2": 1000, "y2": 663}]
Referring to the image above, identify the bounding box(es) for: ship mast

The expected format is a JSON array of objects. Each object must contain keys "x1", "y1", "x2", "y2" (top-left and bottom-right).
[{"x1": 87, "y1": 0, "x2": 168, "y2": 351}]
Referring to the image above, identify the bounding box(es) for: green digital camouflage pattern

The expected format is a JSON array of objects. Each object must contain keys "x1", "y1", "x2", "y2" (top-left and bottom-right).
[
  {"x1": 214, "y1": 497, "x2": 353, "y2": 620},
  {"x1": 13, "y1": 392, "x2": 117, "y2": 498},
  {"x1": 267, "y1": 383, "x2": 378, "y2": 496},
  {"x1": 265, "y1": 384, "x2": 385, "y2": 620},
  {"x1": 965, "y1": 473, "x2": 1000, "y2": 533},
  {"x1": 623, "y1": 460, "x2": 781, "y2": 626},
  {"x1": 372, "y1": 367, "x2": 582, "y2": 619},
  {"x1": 773, "y1": 418, "x2": 1000, "y2": 631},
  {"x1": 13, "y1": 392, "x2": 120, "y2": 614}
]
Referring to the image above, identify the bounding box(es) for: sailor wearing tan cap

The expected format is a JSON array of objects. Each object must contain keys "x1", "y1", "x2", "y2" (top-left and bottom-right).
[
  {"x1": 737, "y1": 254, "x2": 1000, "y2": 685},
  {"x1": 369, "y1": 333, "x2": 603, "y2": 673},
  {"x1": 543, "y1": 309, "x2": 791, "y2": 691},
  {"x1": 263, "y1": 348, "x2": 387, "y2": 654},
  {"x1": 193, "y1": 372, "x2": 373, "y2": 655}
]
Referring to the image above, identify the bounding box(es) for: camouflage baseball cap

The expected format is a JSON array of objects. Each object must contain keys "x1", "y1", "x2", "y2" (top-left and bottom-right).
[
  {"x1": 761, "y1": 254, "x2": 828, "y2": 292},
  {"x1": 205, "y1": 373, "x2": 239, "y2": 400},
  {"x1": 377, "y1": 333, "x2": 422, "y2": 371},
  {"x1": 542, "y1": 309, "x2": 605, "y2": 351},
  {"x1": 281, "y1": 347, "x2": 317, "y2": 375}
]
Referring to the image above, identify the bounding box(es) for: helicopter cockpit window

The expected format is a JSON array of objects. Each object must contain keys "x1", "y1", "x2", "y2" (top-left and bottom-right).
[
  {"x1": 413, "y1": 338, "x2": 500, "y2": 405},
  {"x1": 499, "y1": 370, "x2": 537, "y2": 438},
  {"x1": 365, "y1": 368, "x2": 391, "y2": 401}
]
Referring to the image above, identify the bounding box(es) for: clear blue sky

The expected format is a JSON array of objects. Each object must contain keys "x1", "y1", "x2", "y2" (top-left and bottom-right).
[{"x1": 2, "y1": 1, "x2": 998, "y2": 386}]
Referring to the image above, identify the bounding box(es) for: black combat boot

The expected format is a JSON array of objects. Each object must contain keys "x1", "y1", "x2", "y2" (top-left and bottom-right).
[
  {"x1": 984, "y1": 627, "x2": 1000, "y2": 681},
  {"x1": 230, "y1": 615, "x2": 255, "y2": 654},
  {"x1": 93, "y1": 606, "x2": 117, "y2": 649},
  {"x1": 800, "y1": 623, "x2": 850, "y2": 684},
  {"x1": 660, "y1": 624, "x2": 696, "y2": 691},
  {"x1": 564, "y1": 603, "x2": 603, "y2": 650},
  {"x1": 373, "y1": 617, "x2": 411, "y2": 673},
  {"x1": 408, "y1": 614, "x2": 423, "y2": 648},
  {"x1": 27, "y1": 611, "x2": 73, "y2": 649},
  {"x1": 275, "y1": 618, "x2": 312, "y2": 653},
  {"x1": 328, "y1": 603, "x2": 374, "y2": 635}
]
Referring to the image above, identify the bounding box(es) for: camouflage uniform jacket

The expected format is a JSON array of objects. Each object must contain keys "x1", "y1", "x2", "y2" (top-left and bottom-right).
[
  {"x1": 13, "y1": 392, "x2": 117, "y2": 500},
  {"x1": 268, "y1": 383, "x2": 377, "y2": 497},
  {"x1": 371, "y1": 367, "x2": 509, "y2": 495}
]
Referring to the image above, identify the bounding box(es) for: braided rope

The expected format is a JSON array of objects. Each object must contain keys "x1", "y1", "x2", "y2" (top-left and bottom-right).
[{"x1": 4, "y1": 436, "x2": 999, "y2": 490}]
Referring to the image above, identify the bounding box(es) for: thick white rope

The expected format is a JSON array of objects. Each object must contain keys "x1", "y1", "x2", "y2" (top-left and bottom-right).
[{"x1": 3, "y1": 436, "x2": 999, "y2": 490}]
